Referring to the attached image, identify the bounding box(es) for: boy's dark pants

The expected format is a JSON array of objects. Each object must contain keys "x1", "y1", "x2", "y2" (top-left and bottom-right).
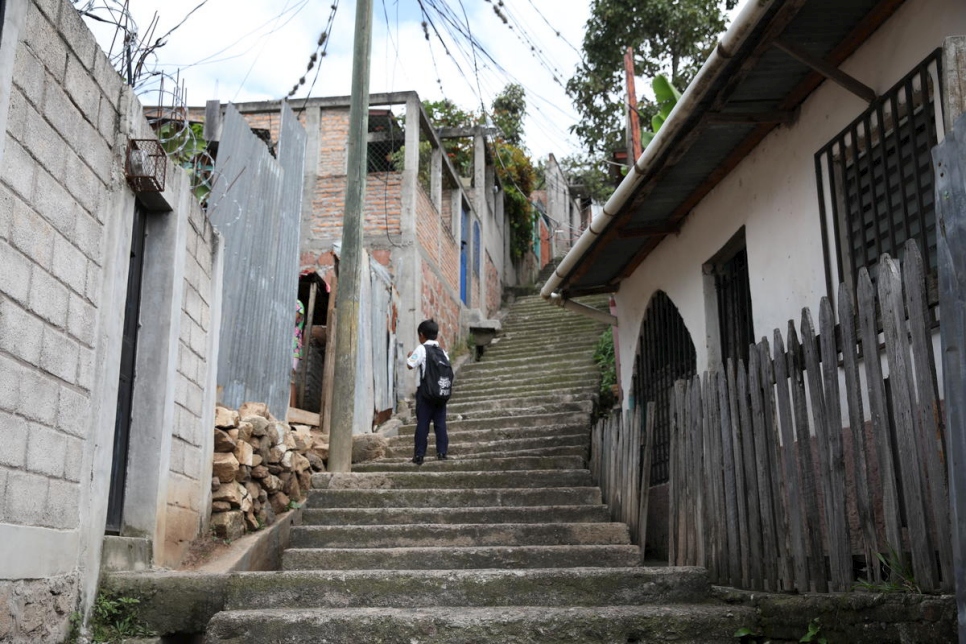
[{"x1": 414, "y1": 391, "x2": 448, "y2": 458}]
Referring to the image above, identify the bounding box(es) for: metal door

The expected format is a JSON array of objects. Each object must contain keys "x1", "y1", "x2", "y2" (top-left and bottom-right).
[{"x1": 106, "y1": 207, "x2": 147, "y2": 533}]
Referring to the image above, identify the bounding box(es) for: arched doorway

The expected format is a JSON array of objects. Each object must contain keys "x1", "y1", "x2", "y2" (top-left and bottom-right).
[{"x1": 632, "y1": 291, "x2": 696, "y2": 559}]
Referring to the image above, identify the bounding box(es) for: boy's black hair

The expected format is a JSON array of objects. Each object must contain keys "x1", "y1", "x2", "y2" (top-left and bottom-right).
[{"x1": 417, "y1": 319, "x2": 439, "y2": 340}]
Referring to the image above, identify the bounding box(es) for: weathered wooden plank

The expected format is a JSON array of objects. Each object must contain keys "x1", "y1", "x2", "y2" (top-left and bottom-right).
[
  {"x1": 878, "y1": 255, "x2": 938, "y2": 589},
  {"x1": 837, "y1": 281, "x2": 880, "y2": 582},
  {"x1": 718, "y1": 365, "x2": 741, "y2": 586},
  {"x1": 728, "y1": 360, "x2": 752, "y2": 588},
  {"x1": 801, "y1": 308, "x2": 851, "y2": 590},
  {"x1": 639, "y1": 402, "x2": 656, "y2": 564},
  {"x1": 702, "y1": 374, "x2": 717, "y2": 579},
  {"x1": 689, "y1": 375, "x2": 704, "y2": 566},
  {"x1": 787, "y1": 323, "x2": 829, "y2": 592},
  {"x1": 942, "y1": 36, "x2": 966, "y2": 133},
  {"x1": 669, "y1": 380, "x2": 686, "y2": 565},
  {"x1": 286, "y1": 407, "x2": 321, "y2": 427},
  {"x1": 709, "y1": 370, "x2": 729, "y2": 584},
  {"x1": 817, "y1": 299, "x2": 855, "y2": 589},
  {"x1": 628, "y1": 405, "x2": 642, "y2": 544},
  {"x1": 772, "y1": 331, "x2": 810, "y2": 591},
  {"x1": 737, "y1": 360, "x2": 764, "y2": 590},
  {"x1": 903, "y1": 239, "x2": 954, "y2": 590},
  {"x1": 934, "y1": 113, "x2": 966, "y2": 639},
  {"x1": 759, "y1": 338, "x2": 791, "y2": 590},
  {"x1": 748, "y1": 346, "x2": 779, "y2": 590},
  {"x1": 856, "y1": 268, "x2": 903, "y2": 557}
]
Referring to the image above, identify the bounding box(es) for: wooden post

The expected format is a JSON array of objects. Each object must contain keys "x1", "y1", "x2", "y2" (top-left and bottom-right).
[
  {"x1": 624, "y1": 47, "x2": 643, "y2": 163},
  {"x1": 942, "y1": 37, "x2": 966, "y2": 135},
  {"x1": 297, "y1": 281, "x2": 317, "y2": 408},
  {"x1": 934, "y1": 113, "x2": 966, "y2": 641},
  {"x1": 328, "y1": 0, "x2": 374, "y2": 472}
]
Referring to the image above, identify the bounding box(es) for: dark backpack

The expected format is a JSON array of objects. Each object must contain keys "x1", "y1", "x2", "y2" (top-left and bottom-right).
[{"x1": 421, "y1": 344, "x2": 454, "y2": 404}]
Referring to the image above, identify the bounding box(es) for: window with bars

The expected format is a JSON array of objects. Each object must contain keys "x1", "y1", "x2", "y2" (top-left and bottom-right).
[
  {"x1": 816, "y1": 50, "x2": 942, "y2": 302},
  {"x1": 713, "y1": 241, "x2": 754, "y2": 367},
  {"x1": 633, "y1": 291, "x2": 696, "y2": 486}
]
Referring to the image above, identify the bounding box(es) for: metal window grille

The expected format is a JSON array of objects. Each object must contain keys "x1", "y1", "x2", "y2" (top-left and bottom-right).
[
  {"x1": 633, "y1": 291, "x2": 696, "y2": 486},
  {"x1": 367, "y1": 108, "x2": 403, "y2": 174},
  {"x1": 715, "y1": 247, "x2": 754, "y2": 366},
  {"x1": 816, "y1": 50, "x2": 942, "y2": 302}
]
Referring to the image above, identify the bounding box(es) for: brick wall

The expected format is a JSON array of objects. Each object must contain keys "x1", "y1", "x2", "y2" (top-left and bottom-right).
[{"x1": 421, "y1": 259, "x2": 461, "y2": 351}]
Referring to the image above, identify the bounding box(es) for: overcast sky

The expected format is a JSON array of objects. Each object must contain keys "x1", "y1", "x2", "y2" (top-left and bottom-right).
[{"x1": 83, "y1": 0, "x2": 596, "y2": 161}]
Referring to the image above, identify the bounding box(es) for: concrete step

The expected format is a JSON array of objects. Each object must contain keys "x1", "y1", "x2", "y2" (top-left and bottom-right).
[
  {"x1": 384, "y1": 432, "x2": 590, "y2": 459},
  {"x1": 448, "y1": 384, "x2": 599, "y2": 406},
  {"x1": 454, "y1": 374, "x2": 601, "y2": 396},
  {"x1": 309, "y1": 470, "x2": 594, "y2": 491},
  {"x1": 304, "y1": 486, "x2": 602, "y2": 509},
  {"x1": 289, "y1": 522, "x2": 631, "y2": 549},
  {"x1": 455, "y1": 363, "x2": 597, "y2": 386},
  {"x1": 221, "y1": 567, "x2": 711, "y2": 610},
  {"x1": 301, "y1": 504, "x2": 611, "y2": 526},
  {"x1": 397, "y1": 411, "x2": 591, "y2": 433},
  {"x1": 205, "y1": 604, "x2": 755, "y2": 643},
  {"x1": 282, "y1": 544, "x2": 641, "y2": 570},
  {"x1": 447, "y1": 397, "x2": 594, "y2": 417},
  {"x1": 376, "y1": 444, "x2": 590, "y2": 462},
  {"x1": 352, "y1": 455, "x2": 586, "y2": 472},
  {"x1": 463, "y1": 350, "x2": 595, "y2": 372},
  {"x1": 388, "y1": 422, "x2": 589, "y2": 446}
]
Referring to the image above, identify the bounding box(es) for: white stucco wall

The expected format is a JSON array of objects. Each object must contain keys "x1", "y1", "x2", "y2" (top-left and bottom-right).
[{"x1": 616, "y1": 0, "x2": 965, "y2": 400}]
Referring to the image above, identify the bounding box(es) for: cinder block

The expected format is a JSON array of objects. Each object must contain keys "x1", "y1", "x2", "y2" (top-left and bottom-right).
[
  {"x1": 97, "y1": 95, "x2": 118, "y2": 141},
  {"x1": 189, "y1": 319, "x2": 207, "y2": 357},
  {"x1": 28, "y1": 268, "x2": 69, "y2": 328},
  {"x1": 0, "y1": 300, "x2": 44, "y2": 363},
  {"x1": 52, "y1": 234, "x2": 87, "y2": 295},
  {"x1": 45, "y1": 478, "x2": 79, "y2": 530},
  {"x1": 12, "y1": 48, "x2": 45, "y2": 109},
  {"x1": 4, "y1": 470, "x2": 49, "y2": 526},
  {"x1": 91, "y1": 47, "x2": 123, "y2": 100},
  {"x1": 26, "y1": 424, "x2": 67, "y2": 477},
  {"x1": 75, "y1": 346, "x2": 94, "y2": 393},
  {"x1": 32, "y1": 0, "x2": 62, "y2": 23},
  {"x1": 25, "y1": 111, "x2": 69, "y2": 189},
  {"x1": 18, "y1": 369, "x2": 59, "y2": 426},
  {"x1": 181, "y1": 440, "x2": 203, "y2": 478},
  {"x1": 62, "y1": 435, "x2": 83, "y2": 483},
  {"x1": 186, "y1": 380, "x2": 204, "y2": 418},
  {"x1": 59, "y1": 3, "x2": 98, "y2": 70},
  {"x1": 64, "y1": 55, "x2": 101, "y2": 121},
  {"x1": 72, "y1": 210, "x2": 103, "y2": 266},
  {"x1": 25, "y1": 5, "x2": 67, "y2": 84},
  {"x1": 0, "y1": 410, "x2": 28, "y2": 467},
  {"x1": 67, "y1": 293, "x2": 96, "y2": 348},
  {"x1": 5, "y1": 89, "x2": 29, "y2": 145},
  {"x1": 2, "y1": 136, "x2": 39, "y2": 203},
  {"x1": 57, "y1": 386, "x2": 90, "y2": 438},
  {"x1": 0, "y1": 468, "x2": 7, "y2": 523},
  {"x1": 0, "y1": 244, "x2": 32, "y2": 305},
  {"x1": 0, "y1": 186, "x2": 13, "y2": 241},
  {"x1": 85, "y1": 262, "x2": 102, "y2": 307},
  {"x1": 168, "y1": 438, "x2": 186, "y2": 475},
  {"x1": 0, "y1": 355, "x2": 24, "y2": 413},
  {"x1": 78, "y1": 125, "x2": 114, "y2": 186},
  {"x1": 63, "y1": 155, "x2": 100, "y2": 216},
  {"x1": 40, "y1": 326, "x2": 79, "y2": 384}
]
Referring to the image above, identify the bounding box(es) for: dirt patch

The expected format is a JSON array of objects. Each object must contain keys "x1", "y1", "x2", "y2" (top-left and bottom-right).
[{"x1": 179, "y1": 532, "x2": 232, "y2": 570}]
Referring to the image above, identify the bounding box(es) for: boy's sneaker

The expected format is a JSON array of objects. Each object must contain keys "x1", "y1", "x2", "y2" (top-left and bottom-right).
[
  {"x1": 436, "y1": 453, "x2": 448, "y2": 460},
  {"x1": 412, "y1": 456, "x2": 424, "y2": 465}
]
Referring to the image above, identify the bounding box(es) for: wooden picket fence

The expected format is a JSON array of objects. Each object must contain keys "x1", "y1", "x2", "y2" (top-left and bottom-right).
[
  {"x1": 589, "y1": 240, "x2": 953, "y2": 593},
  {"x1": 669, "y1": 240, "x2": 952, "y2": 593}
]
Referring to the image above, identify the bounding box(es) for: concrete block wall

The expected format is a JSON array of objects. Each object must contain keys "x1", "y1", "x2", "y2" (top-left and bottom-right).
[
  {"x1": 0, "y1": 0, "x2": 223, "y2": 638},
  {"x1": 486, "y1": 251, "x2": 500, "y2": 316},
  {"x1": 165, "y1": 207, "x2": 217, "y2": 567}
]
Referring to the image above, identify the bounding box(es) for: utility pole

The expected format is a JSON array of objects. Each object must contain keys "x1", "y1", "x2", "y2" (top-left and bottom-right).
[
  {"x1": 623, "y1": 46, "x2": 643, "y2": 163},
  {"x1": 327, "y1": 0, "x2": 374, "y2": 472}
]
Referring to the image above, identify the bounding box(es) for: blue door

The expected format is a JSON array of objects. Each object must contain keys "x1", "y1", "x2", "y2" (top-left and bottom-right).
[{"x1": 460, "y1": 206, "x2": 469, "y2": 304}]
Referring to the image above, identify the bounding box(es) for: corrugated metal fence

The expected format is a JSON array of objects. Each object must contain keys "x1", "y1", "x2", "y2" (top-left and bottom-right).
[{"x1": 208, "y1": 103, "x2": 306, "y2": 417}]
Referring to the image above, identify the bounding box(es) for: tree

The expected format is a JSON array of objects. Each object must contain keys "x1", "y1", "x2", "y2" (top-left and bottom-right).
[
  {"x1": 491, "y1": 83, "x2": 526, "y2": 146},
  {"x1": 566, "y1": 0, "x2": 737, "y2": 156}
]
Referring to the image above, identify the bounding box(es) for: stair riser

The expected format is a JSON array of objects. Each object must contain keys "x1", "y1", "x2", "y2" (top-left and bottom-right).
[
  {"x1": 385, "y1": 433, "x2": 590, "y2": 458},
  {"x1": 454, "y1": 378, "x2": 601, "y2": 397},
  {"x1": 289, "y1": 523, "x2": 631, "y2": 548},
  {"x1": 397, "y1": 413, "x2": 590, "y2": 433},
  {"x1": 282, "y1": 545, "x2": 641, "y2": 571},
  {"x1": 463, "y1": 352, "x2": 595, "y2": 372},
  {"x1": 304, "y1": 487, "x2": 601, "y2": 509},
  {"x1": 300, "y1": 505, "x2": 611, "y2": 525},
  {"x1": 310, "y1": 470, "x2": 593, "y2": 490},
  {"x1": 446, "y1": 397, "x2": 594, "y2": 416},
  {"x1": 205, "y1": 605, "x2": 756, "y2": 644},
  {"x1": 220, "y1": 568, "x2": 710, "y2": 611},
  {"x1": 447, "y1": 387, "x2": 598, "y2": 407},
  {"x1": 351, "y1": 456, "x2": 586, "y2": 473},
  {"x1": 389, "y1": 423, "x2": 590, "y2": 444},
  {"x1": 455, "y1": 366, "x2": 598, "y2": 387}
]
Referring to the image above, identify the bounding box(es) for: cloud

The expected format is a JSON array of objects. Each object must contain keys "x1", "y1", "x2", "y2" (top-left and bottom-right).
[{"x1": 88, "y1": 0, "x2": 590, "y2": 160}]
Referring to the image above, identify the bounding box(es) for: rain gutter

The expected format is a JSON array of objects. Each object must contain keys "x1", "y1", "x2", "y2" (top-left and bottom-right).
[{"x1": 540, "y1": 0, "x2": 779, "y2": 319}]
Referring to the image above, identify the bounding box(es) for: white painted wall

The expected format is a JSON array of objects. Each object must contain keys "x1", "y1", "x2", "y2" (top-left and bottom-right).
[{"x1": 615, "y1": 0, "x2": 965, "y2": 403}]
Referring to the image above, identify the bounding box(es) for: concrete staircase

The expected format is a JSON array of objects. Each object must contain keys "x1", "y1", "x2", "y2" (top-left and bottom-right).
[{"x1": 203, "y1": 294, "x2": 755, "y2": 643}]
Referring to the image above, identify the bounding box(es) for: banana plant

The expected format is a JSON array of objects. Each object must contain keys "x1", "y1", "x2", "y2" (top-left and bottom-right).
[{"x1": 640, "y1": 74, "x2": 682, "y2": 149}]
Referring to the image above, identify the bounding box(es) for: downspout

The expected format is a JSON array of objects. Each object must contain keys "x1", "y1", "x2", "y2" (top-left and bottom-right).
[{"x1": 540, "y1": 0, "x2": 777, "y2": 310}]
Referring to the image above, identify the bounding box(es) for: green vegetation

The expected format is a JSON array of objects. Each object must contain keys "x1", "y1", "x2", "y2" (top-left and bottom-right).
[
  {"x1": 85, "y1": 591, "x2": 155, "y2": 642},
  {"x1": 853, "y1": 546, "x2": 921, "y2": 594},
  {"x1": 594, "y1": 327, "x2": 617, "y2": 417},
  {"x1": 800, "y1": 618, "x2": 828, "y2": 644}
]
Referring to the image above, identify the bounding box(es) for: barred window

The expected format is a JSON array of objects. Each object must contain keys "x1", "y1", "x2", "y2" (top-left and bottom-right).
[{"x1": 816, "y1": 50, "x2": 943, "y2": 302}]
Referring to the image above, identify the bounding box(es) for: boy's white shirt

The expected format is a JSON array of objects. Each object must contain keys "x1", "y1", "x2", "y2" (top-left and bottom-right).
[{"x1": 407, "y1": 340, "x2": 447, "y2": 380}]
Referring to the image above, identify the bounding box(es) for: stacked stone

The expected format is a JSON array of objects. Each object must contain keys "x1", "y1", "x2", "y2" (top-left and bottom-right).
[{"x1": 210, "y1": 402, "x2": 327, "y2": 540}]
